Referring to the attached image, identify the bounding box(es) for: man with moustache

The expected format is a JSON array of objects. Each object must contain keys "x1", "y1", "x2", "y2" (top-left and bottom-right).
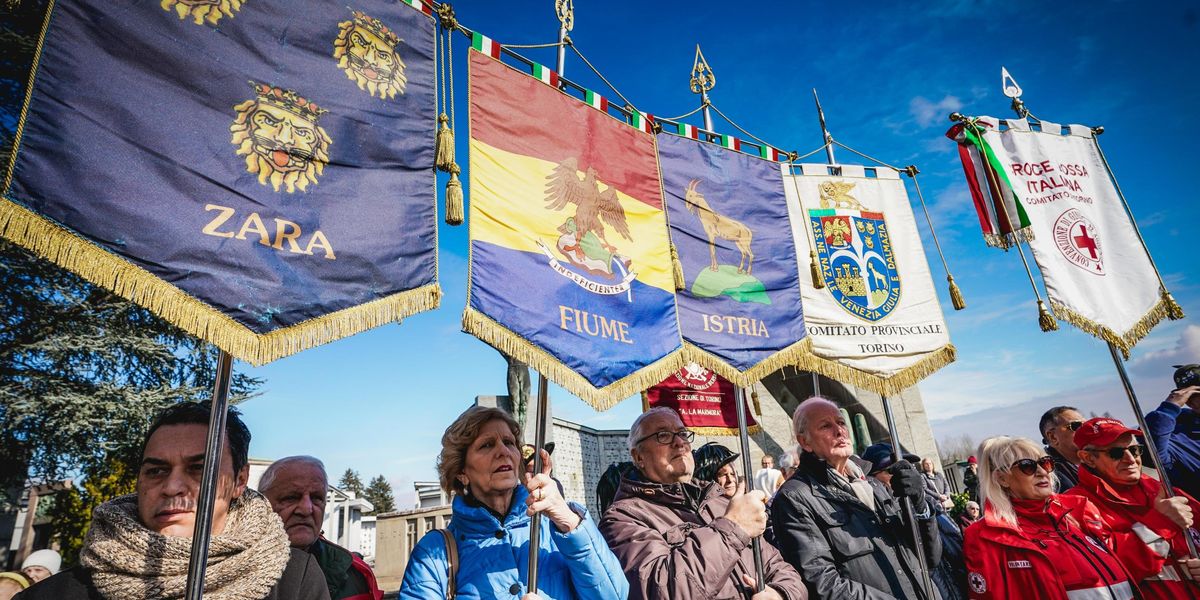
[
  {"x1": 598, "y1": 407, "x2": 807, "y2": 600},
  {"x1": 770, "y1": 397, "x2": 941, "y2": 599},
  {"x1": 18, "y1": 402, "x2": 329, "y2": 600},
  {"x1": 259, "y1": 456, "x2": 382, "y2": 600}
]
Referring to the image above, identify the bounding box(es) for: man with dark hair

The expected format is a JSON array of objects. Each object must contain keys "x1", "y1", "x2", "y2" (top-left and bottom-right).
[
  {"x1": 1038, "y1": 405, "x2": 1085, "y2": 492},
  {"x1": 260, "y1": 456, "x2": 382, "y2": 600},
  {"x1": 19, "y1": 401, "x2": 330, "y2": 600},
  {"x1": 1145, "y1": 364, "x2": 1200, "y2": 499}
]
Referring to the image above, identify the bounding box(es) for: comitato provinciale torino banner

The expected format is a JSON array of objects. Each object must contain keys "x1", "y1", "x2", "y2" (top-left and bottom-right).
[
  {"x1": 463, "y1": 50, "x2": 684, "y2": 410},
  {"x1": 1, "y1": 0, "x2": 440, "y2": 365}
]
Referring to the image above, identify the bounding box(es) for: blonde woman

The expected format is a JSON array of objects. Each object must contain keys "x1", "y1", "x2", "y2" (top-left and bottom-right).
[
  {"x1": 399, "y1": 406, "x2": 627, "y2": 600},
  {"x1": 963, "y1": 436, "x2": 1142, "y2": 600}
]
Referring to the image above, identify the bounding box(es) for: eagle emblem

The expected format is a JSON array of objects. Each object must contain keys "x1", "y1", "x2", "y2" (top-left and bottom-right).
[
  {"x1": 543, "y1": 157, "x2": 633, "y2": 279},
  {"x1": 231, "y1": 83, "x2": 332, "y2": 193},
  {"x1": 333, "y1": 11, "x2": 407, "y2": 100},
  {"x1": 161, "y1": 0, "x2": 244, "y2": 26}
]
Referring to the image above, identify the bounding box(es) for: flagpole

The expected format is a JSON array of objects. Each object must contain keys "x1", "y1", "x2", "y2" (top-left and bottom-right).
[
  {"x1": 808, "y1": 88, "x2": 840, "y2": 396},
  {"x1": 734, "y1": 386, "x2": 766, "y2": 592},
  {"x1": 690, "y1": 45, "x2": 715, "y2": 132},
  {"x1": 526, "y1": 373, "x2": 551, "y2": 594},
  {"x1": 1106, "y1": 342, "x2": 1199, "y2": 558},
  {"x1": 184, "y1": 350, "x2": 234, "y2": 600},
  {"x1": 554, "y1": 0, "x2": 571, "y2": 78},
  {"x1": 881, "y1": 394, "x2": 938, "y2": 600}
]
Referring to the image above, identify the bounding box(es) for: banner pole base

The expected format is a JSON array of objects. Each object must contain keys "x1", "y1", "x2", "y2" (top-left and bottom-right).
[
  {"x1": 526, "y1": 373, "x2": 551, "y2": 593},
  {"x1": 881, "y1": 394, "x2": 938, "y2": 600},
  {"x1": 734, "y1": 387, "x2": 766, "y2": 592}
]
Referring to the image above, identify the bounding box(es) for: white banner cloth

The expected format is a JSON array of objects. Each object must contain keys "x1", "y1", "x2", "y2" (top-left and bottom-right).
[
  {"x1": 784, "y1": 165, "x2": 954, "y2": 396},
  {"x1": 979, "y1": 118, "x2": 1167, "y2": 353}
]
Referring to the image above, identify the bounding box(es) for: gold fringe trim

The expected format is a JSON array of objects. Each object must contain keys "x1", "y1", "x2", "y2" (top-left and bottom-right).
[
  {"x1": 1050, "y1": 296, "x2": 1171, "y2": 360},
  {"x1": 462, "y1": 307, "x2": 688, "y2": 411},
  {"x1": 682, "y1": 338, "x2": 815, "y2": 388},
  {"x1": 803, "y1": 344, "x2": 958, "y2": 398},
  {"x1": 689, "y1": 425, "x2": 762, "y2": 437},
  {"x1": 0, "y1": 198, "x2": 442, "y2": 366}
]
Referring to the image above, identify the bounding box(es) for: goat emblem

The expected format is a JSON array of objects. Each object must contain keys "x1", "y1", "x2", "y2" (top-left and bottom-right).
[{"x1": 684, "y1": 179, "x2": 754, "y2": 275}]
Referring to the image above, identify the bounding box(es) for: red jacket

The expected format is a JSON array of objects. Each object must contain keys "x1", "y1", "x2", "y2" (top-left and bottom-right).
[
  {"x1": 1065, "y1": 465, "x2": 1200, "y2": 599},
  {"x1": 963, "y1": 494, "x2": 1137, "y2": 600}
]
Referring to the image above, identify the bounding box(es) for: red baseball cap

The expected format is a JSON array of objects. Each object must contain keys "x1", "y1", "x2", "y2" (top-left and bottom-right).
[
  {"x1": 966, "y1": 456, "x2": 977, "y2": 465},
  {"x1": 1073, "y1": 417, "x2": 1142, "y2": 449}
]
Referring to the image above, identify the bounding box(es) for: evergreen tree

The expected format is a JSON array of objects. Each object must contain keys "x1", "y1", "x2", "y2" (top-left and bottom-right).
[
  {"x1": 364, "y1": 475, "x2": 396, "y2": 513},
  {"x1": 339, "y1": 468, "x2": 364, "y2": 496}
]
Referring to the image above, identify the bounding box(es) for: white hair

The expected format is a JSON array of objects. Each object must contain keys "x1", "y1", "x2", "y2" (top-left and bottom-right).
[
  {"x1": 977, "y1": 436, "x2": 1058, "y2": 529},
  {"x1": 791, "y1": 396, "x2": 839, "y2": 439},
  {"x1": 628, "y1": 407, "x2": 681, "y2": 451},
  {"x1": 778, "y1": 448, "x2": 799, "y2": 471},
  {"x1": 259, "y1": 455, "x2": 326, "y2": 493}
]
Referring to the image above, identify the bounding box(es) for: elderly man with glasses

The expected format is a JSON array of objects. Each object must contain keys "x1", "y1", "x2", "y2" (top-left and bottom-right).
[
  {"x1": 1038, "y1": 406, "x2": 1086, "y2": 492},
  {"x1": 1064, "y1": 417, "x2": 1200, "y2": 599},
  {"x1": 598, "y1": 407, "x2": 808, "y2": 600}
]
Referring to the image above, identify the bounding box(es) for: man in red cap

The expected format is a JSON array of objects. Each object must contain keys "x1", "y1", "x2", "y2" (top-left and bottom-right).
[
  {"x1": 963, "y1": 456, "x2": 979, "y2": 503},
  {"x1": 1065, "y1": 416, "x2": 1200, "y2": 598}
]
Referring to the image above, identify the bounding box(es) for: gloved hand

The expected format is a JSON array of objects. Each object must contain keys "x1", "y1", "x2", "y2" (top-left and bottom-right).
[{"x1": 887, "y1": 459, "x2": 927, "y2": 506}]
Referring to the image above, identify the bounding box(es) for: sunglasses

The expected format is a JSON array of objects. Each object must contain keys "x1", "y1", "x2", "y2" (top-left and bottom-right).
[
  {"x1": 1088, "y1": 445, "x2": 1143, "y2": 461},
  {"x1": 1066, "y1": 421, "x2": 1083, "y2": 431},
  {"x1": 1010, "y1": 456, "x2": 1055, "y2": 476}
]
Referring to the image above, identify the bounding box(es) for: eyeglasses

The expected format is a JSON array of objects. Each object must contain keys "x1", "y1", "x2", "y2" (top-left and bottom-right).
[
  {"x1": 1066, "y1": 421, "x2": 1083, "y2": 431},
  {"x1": 1010, "y1": 456, "x2": 1055, "y2": 476},
  {"x1": 1088, "y1": 445, "x2": 1143, "y2": 461},
  {"x1": 635, "y1": 429, "x2": 695, "y2": 446}
]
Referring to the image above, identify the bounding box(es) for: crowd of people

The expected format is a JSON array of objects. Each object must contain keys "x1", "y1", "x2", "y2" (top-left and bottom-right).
[{"x1": 7, "y1": 364, "x2": 1199, "y2": 599}]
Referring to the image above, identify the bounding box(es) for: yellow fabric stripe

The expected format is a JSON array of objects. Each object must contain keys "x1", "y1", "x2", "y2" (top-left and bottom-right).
[{"x1": 470, "y1": 138, "x2": 673, "y2": 292}]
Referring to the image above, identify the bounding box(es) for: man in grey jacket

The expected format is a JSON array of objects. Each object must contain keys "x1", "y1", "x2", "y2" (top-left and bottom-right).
[
  {"x1": 770, "y1": 397, "x2": 941, "y2": 600},
  {"x1": 599, "y1": 407, "x2": 808, "y2": 600}
]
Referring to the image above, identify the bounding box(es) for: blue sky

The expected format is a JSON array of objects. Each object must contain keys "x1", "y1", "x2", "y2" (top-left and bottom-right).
[{"x1": 236, "y1": 0, "x2": 1200, "y2": 505}]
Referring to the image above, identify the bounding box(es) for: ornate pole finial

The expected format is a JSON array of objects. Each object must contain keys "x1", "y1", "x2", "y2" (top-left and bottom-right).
[
  {"x1": 1002, "y1": 66, "x2": 1028, "y2": 118},
  {"x1": 690, "y1": 45, "x2": 716, "y2": 95},
  {"x1": 555, "y1": 0, "x2": 574, "y2": 32}
]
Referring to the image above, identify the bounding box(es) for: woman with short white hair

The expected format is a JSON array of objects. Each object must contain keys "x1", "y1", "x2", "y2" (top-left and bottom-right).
[{"x1": 962, "y1": 436, "x2": 1140, "y2": 599}]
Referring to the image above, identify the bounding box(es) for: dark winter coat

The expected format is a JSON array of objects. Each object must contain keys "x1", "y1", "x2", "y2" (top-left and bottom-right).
[
  {"x1": 598, "y1": 472, "x2": 807, "y2": 600},
  {"x1": 308, "y1": 537, "x2": 382, "y2": 600},
  {"x1": 15, "y1": 548, "x2": 329, "y2": 600},
  {"x1": 770, "y1": 451, "x2": 942, "y2": 599},
  {"x1": 1047, "y1": 446, "x2": 1080, "y2": 493}
]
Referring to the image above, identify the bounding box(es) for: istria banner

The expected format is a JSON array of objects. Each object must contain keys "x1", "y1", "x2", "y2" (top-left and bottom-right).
[
  {"x1": 657, "y1": 133, "x2": 809, "y2": 385},
  {"x1": 964, "y1": 117, "x2": 1175, "y2": 355},
  {"x1": 1, "y1": 1, "x2": 439, "y2": 365},
  {"x1": 784, "y1": 165, "x2": 955, "y2": 396},
  {"x1": 464, "y1": 51, "x2": 684, "y2": 409},
  {"x1": 643, "y1": 363, "x2": 758, "y2": 436}
]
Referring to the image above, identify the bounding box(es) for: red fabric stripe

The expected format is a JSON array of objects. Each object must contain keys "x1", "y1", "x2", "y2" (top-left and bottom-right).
[
  {"x1": 469, "y1": 52, "x2": 662, "y2": 208},
  {"x1": 956, "y1": 140, "x2": 994, "y2": 235}
]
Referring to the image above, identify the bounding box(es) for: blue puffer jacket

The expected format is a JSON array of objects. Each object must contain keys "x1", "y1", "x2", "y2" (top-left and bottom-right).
[{"x1": 399, "y1": 485, "x2": 628, "y2": 600}]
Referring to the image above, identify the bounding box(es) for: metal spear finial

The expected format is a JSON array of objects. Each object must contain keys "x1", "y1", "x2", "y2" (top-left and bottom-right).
[
  {"x1": 1001, "y1": 66, "x2": 1028, "y2": 118},
  {"x1": 690, "y1": 45, "x2": 716, "y2": 94}
]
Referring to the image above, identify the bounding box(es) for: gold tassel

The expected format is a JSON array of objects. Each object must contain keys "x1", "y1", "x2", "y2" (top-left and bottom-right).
[
  {"x1": 751, "y1": 389, "x2": 762, "y2": 415},
  {"x1": 1037, "y1": 300, "x2": 1058, "y2": 332},
  {"x1": 1164, "y1": 290, "x2": 1186, "y2": 320},
  {"x1": 670, "y1": 244, "x2": 685, "y2": 291},
  {"x1": 641, "y1": 391, "x2": 650, "y2": 412},
  {"x1": 947, "y1": 275, "x2": 966, "y2": 310},
  {"x1": 435, "y1": 113, "x2": 455, "y2": 172},
  {"x1": 444, "y1": 166, "x2": 463, "y2": 226},
  {"x1": 809, "y1": 250, "x2": 824, "y2": 289}
]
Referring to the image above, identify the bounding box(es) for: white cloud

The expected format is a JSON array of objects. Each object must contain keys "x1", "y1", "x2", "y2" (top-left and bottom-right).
[
  {"x1": 1130, "y1": 324, "x2": 1200, "y2": 378},
  {"x1": 910, "y1": 95, "x2": 964, "y2": 128}
]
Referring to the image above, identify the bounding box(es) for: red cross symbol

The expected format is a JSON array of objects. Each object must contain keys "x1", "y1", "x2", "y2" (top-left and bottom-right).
[{"x1": 1073, "y1": 225, "x2": 1098, "y2": 259}]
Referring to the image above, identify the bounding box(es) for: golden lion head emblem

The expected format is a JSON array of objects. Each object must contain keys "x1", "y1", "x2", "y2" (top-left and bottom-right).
[
  {"x1": 231, "y1": 83, "x2": 332, "y2": 193},
  {"x1": 333, "y1": 11, "x2": 407, "y2": 99},
  {"x1": 819, "y1": 180, "x2": 863, "y2": 210},
  {"x1": 161, "y1": 0, "x2": 244, "y2": 26}
]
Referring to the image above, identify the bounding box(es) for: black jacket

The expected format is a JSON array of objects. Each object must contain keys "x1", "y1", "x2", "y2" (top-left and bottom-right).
[
  {"x1": 770, "y1": 451, "x2": 942, "y2": 600},
  {"x1": 1047, "y1": 446, "x2": 1080, "y2": 493},
  {"x1": 16, "y1": 548, "x2": 330, "y2": 600}
]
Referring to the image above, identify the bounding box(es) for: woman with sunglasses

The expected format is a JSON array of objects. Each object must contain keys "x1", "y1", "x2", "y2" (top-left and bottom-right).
[
  {"x1": 963, "y1": 436, "x2": 1139, "y2": 599},
  {"x1": 1064, "y1": 417, "x2": 1200, "y2": 599}
]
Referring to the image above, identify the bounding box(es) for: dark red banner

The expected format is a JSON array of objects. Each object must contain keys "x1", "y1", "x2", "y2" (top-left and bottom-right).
[{"x1": 644, "y1": 363, "x2": 758, "y2": 435}]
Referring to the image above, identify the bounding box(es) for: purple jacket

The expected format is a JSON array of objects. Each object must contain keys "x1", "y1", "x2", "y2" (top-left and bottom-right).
[{"x1": 598, "y1": 473, "x2": 807, "y2": 600}]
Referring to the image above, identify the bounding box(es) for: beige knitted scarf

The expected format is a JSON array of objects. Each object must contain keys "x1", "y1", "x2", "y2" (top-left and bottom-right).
[{"x1": 81, "y1": 490, "x2": 290, "y2": 600}]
